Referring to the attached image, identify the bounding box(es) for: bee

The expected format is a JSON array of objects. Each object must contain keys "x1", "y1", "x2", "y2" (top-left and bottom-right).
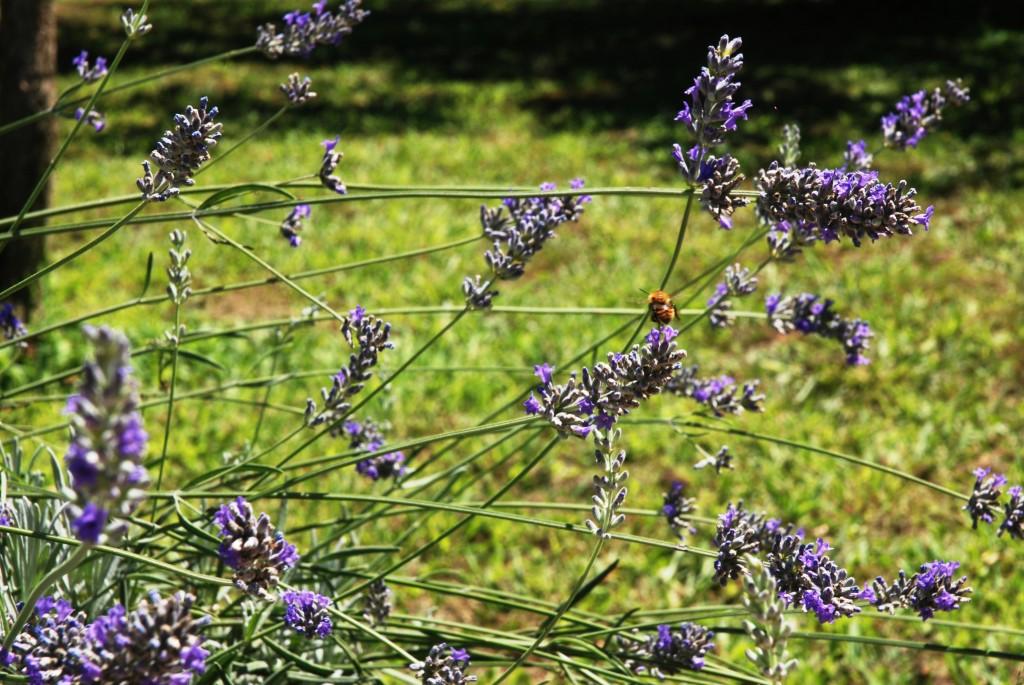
[{"x1": 647, "y1": 289, "x2": 676, "y2": 324}]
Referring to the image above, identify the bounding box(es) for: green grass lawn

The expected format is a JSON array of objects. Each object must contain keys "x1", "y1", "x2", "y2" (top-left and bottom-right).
[{"x1": 2, "y1": 2, "x2": 1024, "y2": 682}]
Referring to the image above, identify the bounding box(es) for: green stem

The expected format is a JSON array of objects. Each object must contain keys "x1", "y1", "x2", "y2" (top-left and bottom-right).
[
  {"x1": 0, "y1": 201, "x2": 147, "y2": 301},
  {"x1": 151, "y1": 302, "x2": 182, "y2": 520},
  {"x1": 195, "y1": 105, "x2": 289, "y2": 177},
  {"x1": 0, "y1": 543, "x2": 91, "y2": 651},
  {"x1": 0, "y1": 46, "x2": 258, "y2": 139},
  {"x1": 659, "y1": 190, "x2": 695, "y2": 290}
]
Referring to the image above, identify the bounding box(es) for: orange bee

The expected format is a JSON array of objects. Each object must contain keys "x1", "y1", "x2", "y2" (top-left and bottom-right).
[{"x1": 647, "y1": 290, "x2": 676, "y2": 324}]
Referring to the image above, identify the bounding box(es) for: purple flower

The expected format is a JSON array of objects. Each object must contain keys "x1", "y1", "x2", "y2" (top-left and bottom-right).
[
  {"x1": 881, "y1": 80, "x2": 969, "y2": 149},
  {"x1": 755, "y1": 163, "x2": 934, "y2": 247},
  {"x1": 73, "y1": 107, "x2": 106, "y2": 132},
  {"x1": 214, "y1": 496, "x2": 300, "y2": 597},
  {"x1": 842, "y1": 140, "x2": 873, "y2": 171},
  {"x1": 318, "y1": 135, "x2": 347, "y2": 195},
  {"x1": 280, "y1": 204, "x2": 311, "y2": 247},
  {"x1": 306, "y1": 309, "x2": 394, "y2": 433},
  {"x1": 0, "y1": 302, "x2": 27, "y2": 341},
  {"x1": 766, "y1": 292, "x2": 873, "y2": 366},
  {"x1": 666, "y1": 364, "x2": 765, "y2": 415},
  {"x1": 523, "y1": 394, "x2": 542, "y2": 415},
  {"x1": 256, "y1": 1, "x2": 369, "y2": 59},
  {"x1": 707, "y1": 263, "x2": 757, "y2": 328},
  {"x1": 282, "y1": 590, "x2": 333, "y2": 638},
  {"x1": 533, "y1": 362, "x2": 554, "y2": 384},
  {"x1": 410, "y1": 643, "x2": 477, "y2": 683},
  {"x1": 137, "y1": 97, "x2": 222, "y2": 201},
  {"x1": 999, "y1": 485, "x2": 1024, "y2": 539},
  {"x1": 662, "y1": 480, "x2": 696, "y2": 539},
  {"x1": 64, "y1": 326, "x2": 148, "y2": 544},
  {"x1": 72, "y1": 50, "x2": 108, "y2": 82},
  {"x1": 76, "y1": 591, "x2": 208, "y2": 682},
  {"x1": 619, "y1": 622, "x2": 714, "y2": 677},
  {"x1": 870, "y1": 559, "x2": 972, "y2": 621},
  {"x1": 964, "y1": 466, "x2": 1006, "y2": 528}
]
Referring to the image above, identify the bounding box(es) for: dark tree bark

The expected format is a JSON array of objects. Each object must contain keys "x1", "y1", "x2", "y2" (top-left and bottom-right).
[{"x1": 0, "y1": 0, "x2": 56, "y2": 320}]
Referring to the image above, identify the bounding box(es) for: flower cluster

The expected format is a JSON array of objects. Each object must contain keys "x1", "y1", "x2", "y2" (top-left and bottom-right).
[
  {"x1": 766, "y1": 292, "x2": 873, "y2": 366},
  {"x1": 409, "y1": 643, "x2": 477, "y2": 684},
  {"x1": 306, "y1": 307, "x2": 395, "y2": 433},
  {"x1": 585, "y1": 428, "x2": 629, "y2": 538},
  {"x1": 671, "y1": 34, "x2": 751, "y2": 227},
  {"x1": 766, "y1": 535, "x2": 863, "y2": 623},
  {"x1": 711, "y1": 502, "x2": 800, "y2": 584},
  {"x1": 694, "y1": 445, "x2": 733, "y2": 473},
  {"x1": 842, "y1": 139, "x2": 873, "y2": 171},
  {"x1": 5, "y1": 593, "x2": 208, "y2": 684},
  {"x1": 6, "y1": 596, "x2": 90, "y2": 684},
  {"x1": 756, "y1": 162, "x2": 934, "y2": 247},
  {"x1": 345, "y1": 418, "x2": 407, "y2": 481},
  {"x1": 319, "y1": 136, "x2": 347, "y2": 195},
  {"x1": 665, "y1": 364, "x2": 764, "y2": 416},
  {"x1": 881, "y1": 79, "x2": 970, "y2": 149},
  {"x1": 73, "y1": 107, "x2": 105, "y2": 133},
  {"x1": 137, "y1": 96, "x2": 222, "y2": 201},
  {"x1": 362, "y1": 579, "x2": 392, "y2": 626},
  {"x1": 64, "y1": 326, "x2": 148, "y2": 544},
  {"x1": 961, "y1": 467, "x2": 1023, "y2": 539},
  {"x1": 214, "y1": 496, "x2": 300, "y2": 597},
  {"x1": 869, "y1": 560, "x2": 972, "y2": 620},
  {"x1": 1, "y1": 302, "x2": 27, "y2": 342},
  {"x1": 707, "y1": 262, "x2": 758, "y2": 327},
  {"x1": 525, "y1": 327, "x2": 685, "y2": 438},
  {"x1": 778, "y1": 122, "x2": 801, "y2": 167},
  {"x1": 72, "y1": 50, "x2": 107, "y2": 83},
  {"x1": 121, "y1": 7, "x2": 153, "y2": 37},
  {"x1": 256, "y1": 1, "x2": 369, "y2": 59},
  {"x1": 280, "y1": 72, "x2": 317, "y2": 105},
  {"x1": 280, "y1": 204, "x2": 311, "y2": 247},
  {"x1": 661, "y1": 480, "x2": 696, "y2": 540},
  {"x1": 77, "y1": 591, "x2": 209, "y2": 683},
  {"x1": 282, "y1": 590, "x2": 333, "y2": 639},
  {"x1": 619, "y1": 623, "x2": 715, "y2": 678},
  {"x1": 463, "y1": 181, "x2": 590, "y2": 309}
]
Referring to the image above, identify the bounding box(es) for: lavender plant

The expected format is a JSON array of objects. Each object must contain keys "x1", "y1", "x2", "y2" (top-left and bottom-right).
[{"x1": 0, "y1": 10, "x2": 1009, "y2": 684}]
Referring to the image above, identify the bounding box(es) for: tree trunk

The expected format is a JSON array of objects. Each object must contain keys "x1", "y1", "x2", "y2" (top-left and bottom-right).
[{"x1": 0, "y1": 0, "x2": 56, "y2": 320}]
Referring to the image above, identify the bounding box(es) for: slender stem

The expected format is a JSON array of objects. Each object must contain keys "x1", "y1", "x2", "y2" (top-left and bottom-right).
[
  {"x1": 495, "y1": 538, "x2": 606, "y2": 683},
  {"x1": 195, "y1": 105, "x2": 289, "y2": 177},
  {"x1": 7, "y1": 0, "x2": 149, "y2": 236},
  {"x1": 250, "y1": 337, "x2": 281, "y2": 447},
  {"x1": 0, "y1": 46, "x2": 258, "y2": 139},
  {"x1": 0, "y1": 544, "x2": 91, "y2": 651},
  {"x1": 191, "y1": 214, "x2": 348, "y2": 324},
  {"x1": 151, "y1": 302, "x2": 182, "y2": 520},
  {"x1": 659, "y1": 190, "x2": 695, "y2": 290},
  {"x1": 0, "y1": 201, "x2": 147, "y2": 301}
]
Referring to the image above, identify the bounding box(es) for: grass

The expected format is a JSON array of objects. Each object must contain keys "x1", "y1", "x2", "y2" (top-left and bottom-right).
[{"x1": 2, "y1": 1, "x2": 1023, "y2": 682}]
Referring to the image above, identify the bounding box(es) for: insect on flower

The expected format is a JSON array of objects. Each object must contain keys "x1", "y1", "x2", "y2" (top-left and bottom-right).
[{"x1": 647, "y1": 290, "x2": 676, "y2": 325}]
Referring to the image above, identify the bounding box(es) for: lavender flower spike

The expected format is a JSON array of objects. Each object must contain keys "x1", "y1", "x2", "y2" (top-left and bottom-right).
[
  {"x1": 619, "y1": 623, "x2": 715, "y2": 678},
  {"x1": 665, "y1": 364, "x2": 765, "y2": 416},
  {"x1": 882, "y1": 79, "x2": 970, "y2": 149},
  {"x1": 280, "y1": 73, "x2": 317, "y2": 105},
  {"x1": 64, "y1": 325, "x2": 148, "y2": 544},
  {"x1": 256, "y1": 1, "x2": 370, "y2": 59},
  {"x1": 707, "y1": 262, "x2": 757, "y2": 328},
  {"x1": 870, "y1": 560, "x2": 972, "y2": 620},
  {"x1": 6, "y1": 596, "x2": 89, "y2": 684},
  {"x1": 999, "y1": 486, "x2": 1024, "y2": 539},
  {"x1": 319, "y1": 136, "x2": 347, "y2": 195},
  {"x1": 756, "y1": 162, "x2": 934, "y2": 247},
  {"x1": 306, "y1": 308, "x2": 395, "y2": 434},
  {"x1": 282, "y1": 590, "x2": 333, "y2": 638},
  {"x1": 843, "y1": 140, "x2": 873, "y2": 171},
  {"x1": 964, "y1": 466, "x2": 1006, "y2": 528},
  {"x1": 77, "y1": 591, "x2": 209, "y2": 682},
  {"x1": 767, "y1": 292, "x2": 873, "y2": 366},
  {"x1": 73, "y1": 107, "x2": 106, "y2": 133},
  {"x1": 661, "y1": 480, "x2": 696, "y2": 540},
  {"x1": 531, "y1": 326, "x2": 685, "y2": 438},
  {"x1": 137, "y1": 96, "x2": 221, "y2": 201},
  {"x1": 1, "y1": 302, "x2": 28, "y2": 342},
  {"x1": 465, "y1": 180, "x2": 590, "y2": 308},
  {"x1": 280, "y1": 204, "x2": 311, "y2": 247},
  {"x1": 362, "y1": 579, "x2": 393, "y2": 626},
  {"x1": 346, "y1": 417, "x2": 406, "y2": 481},
  {"x1": 214, "y1": 496, "x2": 300, "y2": 597},
  {"x1": 72, "y1": 50, "x2": 108, "y2": 83},
  {"x1": 410, "y1": 643, "x2": 477, "y2": 684}
]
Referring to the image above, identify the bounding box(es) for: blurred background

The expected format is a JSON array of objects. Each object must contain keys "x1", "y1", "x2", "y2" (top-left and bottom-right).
[{"x1": 3, "y1": 1, "x2": 1024, "y2": 682}]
